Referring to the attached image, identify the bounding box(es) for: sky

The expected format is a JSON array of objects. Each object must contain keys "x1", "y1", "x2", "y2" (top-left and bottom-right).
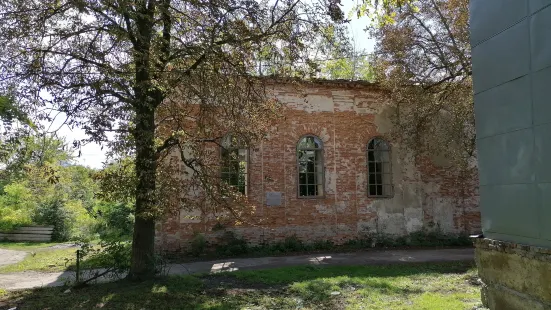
[{"x1": 57, "y1": 2, "x2": 376, "y2": 169}]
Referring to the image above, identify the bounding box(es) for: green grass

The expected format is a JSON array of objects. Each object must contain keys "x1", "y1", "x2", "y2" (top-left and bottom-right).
[
  {"x1": 0, "y1": 242, "x2": 60, "y2": 251},
  {"x1": 0, "y1": 242, "x2": 105, "y2": 273},
  {"x1": 0, "y1": 242, "x2": 79, "y2": 273},
  {"x1": 0, "y1": 248, "x2": 79, "y2": 273},
  {"x1": 0, "y1": 262, "x2": 485, "y2": 310}
]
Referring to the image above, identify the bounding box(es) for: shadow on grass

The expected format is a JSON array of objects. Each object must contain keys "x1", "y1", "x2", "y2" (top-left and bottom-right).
[
  {"x1": 0, "y1": 261, "x2": 477, "y2": 310},
  {"x1": 221, "y1": 261, "x2": 475, "y2": 285}
]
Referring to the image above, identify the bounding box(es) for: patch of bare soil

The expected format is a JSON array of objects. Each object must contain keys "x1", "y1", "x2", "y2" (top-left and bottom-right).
[{"x1": 0, "y1": 249, "x2": 27, "y2": 268}]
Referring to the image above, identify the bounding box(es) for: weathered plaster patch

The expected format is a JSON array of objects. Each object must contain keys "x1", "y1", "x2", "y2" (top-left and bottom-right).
[
  {"x1": 404, "y1": 208, "x2": 424, "y2": 233},
  {"x1": 315, "y1": 204, "x2": 335, "y2": 215},
  {"x1": 373, "y1": 105, "x2": 395, "y2": 134},
  {"x1": 376, "y1": 210, "x2": 406, "y2": 235}
]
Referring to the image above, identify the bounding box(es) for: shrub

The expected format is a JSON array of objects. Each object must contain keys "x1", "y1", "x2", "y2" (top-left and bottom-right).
[
  {"x1": 345, "y1": 228, "x2": 474, "y2": 249},
  {"x1": 207, "y1": 228, "x2": 473, "y2": 259},
  {"x1": 311, "y1": 239, "x2": 334, "y2": 251},
  {"x1": 190, "y1": 233, "x2": 207, "y2": 256},
  {"x1": 82, "y1": 240, "x2": 131, "y2": 271},
  {"x1": 215, "y1": 231, "x2": 250, "y2": 256},
  {"x1": 65, "y1": 200, "x2": 96, "y2": 240},
  {"x1": 75, "y1": 239, "x2": 132, "y2": 284},
  {"x1": 282, "y1": 235, "x2": 306, "y2": 252},
  {"x1": 33, "y1": 197, "x2": 72, "y2": 241},
  {"x1": 93, "y1": 202, "x2": 134, "y2": 241}
]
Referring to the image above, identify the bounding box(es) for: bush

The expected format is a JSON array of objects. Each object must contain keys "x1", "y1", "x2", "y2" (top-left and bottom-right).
[
  {"x1": 190, "y1": 233, "x2": 207, "y2": 256},
  {"x1": 215, "y1": 231, "x2": 250, "y2": 256},
  {"x1": 346, "y1": 228, "x2": 473, "y2": 249},
  {"x1": 33, "y1": 197, "x2": 72, "y2": 241},
  {"x1": 80, "y1": 239, "x2": 132, "y2": 271},
  {"x1": 65, "y1": 200, "x2": 96, "y2": 240},
  {"x1": 281, "y1": 235, "x2": 306, "y2": 252},
  {"x1": 206, "y1": 228, "x2": 473, "y2": 259},
  {"x1": 93, "y1": 202, "x2": 134, "y2": 241},
  {"x1": 310, "y1": 239, "x2": 334, "y2": 250}
]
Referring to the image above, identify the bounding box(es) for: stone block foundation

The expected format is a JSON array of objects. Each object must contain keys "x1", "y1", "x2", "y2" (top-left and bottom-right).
[{"x1": 474, "y1": 238, "x2": 551, "y2": 310}]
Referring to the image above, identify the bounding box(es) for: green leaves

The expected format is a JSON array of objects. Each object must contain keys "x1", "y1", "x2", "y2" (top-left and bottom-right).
[
  {"x1": 94, "y1": 157, "x2": 136, "y2": 205},
  {"x1": 356, "y1": 0, "x2": 415, "y2": 26},
  {"x1": 321, "y1": 55, "x2": 374, "y2": 81},
  {"x1": 371, "y1": 0, "x2": 474, "y2": 167},
  {"x1": 0, "y1": 96, "x2": 35, "y2": 129}
]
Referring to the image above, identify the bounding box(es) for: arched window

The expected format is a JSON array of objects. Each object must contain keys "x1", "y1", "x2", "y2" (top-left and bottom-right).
[
  {"x1": 297, "y1": 135, "x2": 324, "y2": 197},
  {"x1": 220, "y1": 135, "x2": 248, "y2": 195},
  {"x1": 367, "y1": 138, "x2": 393, "y2": 197}
]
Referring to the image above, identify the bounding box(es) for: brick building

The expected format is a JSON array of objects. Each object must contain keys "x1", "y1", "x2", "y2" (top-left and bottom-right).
[{"x1": 155, "y1": 79, "x2": 481, "y2": 252}]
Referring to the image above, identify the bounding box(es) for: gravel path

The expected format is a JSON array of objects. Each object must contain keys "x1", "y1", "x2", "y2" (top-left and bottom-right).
[{"x1": 0, "y1": 249, "x2": 27, "y2": 268}]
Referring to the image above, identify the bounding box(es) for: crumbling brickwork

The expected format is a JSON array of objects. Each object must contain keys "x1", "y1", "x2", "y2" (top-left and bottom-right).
[{"x1": 155, "y1": 80, "x2": 481, "y2": 253}]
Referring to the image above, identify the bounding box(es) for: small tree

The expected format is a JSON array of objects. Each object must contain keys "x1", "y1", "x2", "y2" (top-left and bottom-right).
[{"x1": 0, "y1": 0, "x2": 346, "y2": 278}]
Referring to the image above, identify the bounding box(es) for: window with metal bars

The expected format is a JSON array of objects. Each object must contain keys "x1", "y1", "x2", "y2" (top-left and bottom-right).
[
  {"x1": 220, "y1": 135, "x2": 248, "y2": 195},
  {"x1": 367, "y1": 138, "x2": 393, "y2": 197},
  {"x1": 297, "y1": 135, "x2": 324, "y2": 197}
]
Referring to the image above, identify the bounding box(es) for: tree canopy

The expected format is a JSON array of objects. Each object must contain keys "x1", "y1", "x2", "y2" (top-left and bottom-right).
[
  {"x1": 368, "y1": 0, "x2": 474, "y2": 166},
  {"x1": 0, "y1": 0, "x2": 347, "y2": 278}
]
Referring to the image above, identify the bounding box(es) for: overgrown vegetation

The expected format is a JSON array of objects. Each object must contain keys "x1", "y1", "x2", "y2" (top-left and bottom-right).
[
  {"x1": 0, "y1": 262, "x2": 484, "y2": 310},
  {"x1": 0, "y1": 247, "x2": 80, "y2": 273},
  {"x1": 0, "y1": 242, "x2": 59, "y2": 251},
  {"x1": 187, "y1": 228, "x2": 472, "y2": 259},
  {"x1": 0, "y1": 135, "x2": 134, "y2": 243},
  {"x1": 369, "y1": 0, "x2": 474, "y2": 166},
  {"x1": 0, "y1": 241, "x2": 131, "y2": 274}
]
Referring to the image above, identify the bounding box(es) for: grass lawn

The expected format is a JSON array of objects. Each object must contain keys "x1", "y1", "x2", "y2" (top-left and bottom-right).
[
  {"x1": 0, "y1": 262, "x2": 484, "y2": 310},
  {"x1": 0, "y1": 248, "x2": 79, "y2": 273},
  {"x1": 0, "y1": 242, "x2": 103, "y2": 273},
  {"x1": 0, "y1": 242, "x2": 60, "y2": 251},
  {"x1": 0, "y1": 242, "x2": 80, "y2": 273}
]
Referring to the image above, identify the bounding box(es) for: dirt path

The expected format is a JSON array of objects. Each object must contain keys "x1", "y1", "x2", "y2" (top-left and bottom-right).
[
  {"x1": 0, "y1": 249, "x2": 27, "y2": 268},
  {"x1": 0, "y1": 248, "x2": 475, "y2": 291}
]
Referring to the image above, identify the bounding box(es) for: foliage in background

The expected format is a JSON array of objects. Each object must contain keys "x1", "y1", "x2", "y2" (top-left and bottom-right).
[
  {"x1": 320, "y1": 54, "x2": 374, "y2": 81},
  {"x1": 93, "y1": 202, "x2": 135, "y2": 241},
  {"x1": 355, "y1": 0, "x2": 414, "y2": 25},
  {"x1": 0, "y1": 183, "x2": 35, "y2": 230},
  {"x1": 1, "y1": 136, "x2": 71, "y2": 187},
  {"x1": 368, "y1": 0, "x2": 473, "y2": 168},
  {"x1": 32, "y1": 198, "x2": 73, "y2": 241},
  {"x1": 0, "y1": 134, "x2": 133, "y2": 242}
]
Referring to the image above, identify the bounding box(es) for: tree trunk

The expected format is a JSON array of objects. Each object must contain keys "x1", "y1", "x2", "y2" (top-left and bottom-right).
[{"x1": 128, "y1": 108, "x2": 157, "y2": 280}]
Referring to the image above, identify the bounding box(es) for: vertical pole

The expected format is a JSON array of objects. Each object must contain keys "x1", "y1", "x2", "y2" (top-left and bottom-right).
[{"x1": 76, "y1": 249, "x2": 80, "y2": 283}]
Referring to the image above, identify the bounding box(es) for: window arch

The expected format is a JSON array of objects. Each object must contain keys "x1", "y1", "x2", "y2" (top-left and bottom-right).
[
  {"x1": 297, "y1": 135, "x2": 324, "y2": 197},
  {"x1": 220, "y1": 134, "x2": 248, "y2": 195},
  {"x1": 367, "y1": 138, "x2": 393, "y2": 197}
]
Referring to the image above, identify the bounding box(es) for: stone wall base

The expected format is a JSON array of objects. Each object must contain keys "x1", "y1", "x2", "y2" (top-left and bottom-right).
[{"x1": 474, "y1": 238, "x2": 551, "y2": 310}]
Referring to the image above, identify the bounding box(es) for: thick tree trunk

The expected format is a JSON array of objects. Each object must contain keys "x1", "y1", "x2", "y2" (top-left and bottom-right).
[
  {"x1": 128, "y1": 108, "x2": 158, "y2": 280},
  {"x1": 129, "y1": 213, "x2": 156, "y2": 279}
]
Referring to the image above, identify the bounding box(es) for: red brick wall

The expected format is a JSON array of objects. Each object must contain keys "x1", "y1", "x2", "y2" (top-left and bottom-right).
[{"x1": 155, "y1": 81, "x2": 481, "y2": 253}]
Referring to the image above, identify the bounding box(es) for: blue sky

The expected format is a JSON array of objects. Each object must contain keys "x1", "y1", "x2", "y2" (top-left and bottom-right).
[{"x1": 59, "y1": 3, "x2": 375, "y2": 169}]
